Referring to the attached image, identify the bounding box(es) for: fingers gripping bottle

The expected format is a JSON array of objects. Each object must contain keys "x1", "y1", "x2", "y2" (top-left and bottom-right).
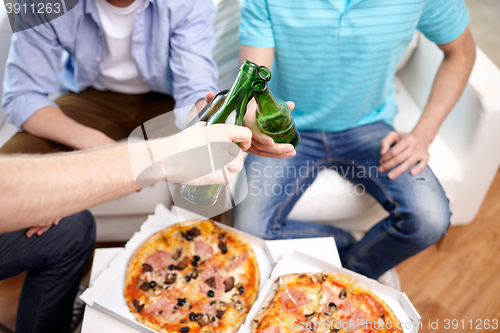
[
  {"x1": 186, "y1": 66, "x2": 272, "y2": 127},
  {"x1": 251, "y1": 79, "x2": 300, "y2": 148},
  {"x1": 181, "y1": 60, "x2": 260, "y2": 206}
]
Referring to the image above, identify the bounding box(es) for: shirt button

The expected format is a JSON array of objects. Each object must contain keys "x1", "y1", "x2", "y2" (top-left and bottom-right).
[
  {"x1": 95, "y1": 57, "x2": 101, "y2": 62},
  {"x1": 89, "y1": 77, "x2": 95, "y2": 81}
]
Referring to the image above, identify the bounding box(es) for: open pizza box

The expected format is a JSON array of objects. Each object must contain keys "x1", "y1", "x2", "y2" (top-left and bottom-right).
[
  {"x1": 80, "y1": 205, "x2": 419, "y2": 333},
  {"x1": 239, "y1": 250, "x2": 421, "y2": 333}
]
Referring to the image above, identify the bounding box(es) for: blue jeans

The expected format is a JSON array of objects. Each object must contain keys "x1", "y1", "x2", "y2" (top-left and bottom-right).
[
  {"x1": 0, "y1": 211, "x2": 96, "y2": 333},
  {"x1": 233, "y1": 122, "x2": 451, "y2": 279}
]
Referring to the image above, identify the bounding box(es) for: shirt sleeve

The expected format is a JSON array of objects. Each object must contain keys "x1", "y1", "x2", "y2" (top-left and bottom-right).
[
  {"x1": 168, "y1": 0, "x2": 219, "y2": 129},
  {"x1": 239, "y1": 0, "x2": 275, "y2": 48},
  {"x1": 2, "y1": 24, "x2": 62, "y2": 131},
  {"x1": 417, "y1": 0, "x2": 469, "y2": 45}
]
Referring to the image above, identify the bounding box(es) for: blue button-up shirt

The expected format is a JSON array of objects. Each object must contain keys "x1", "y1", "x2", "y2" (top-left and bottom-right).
[{"x1": 3, "y1": 0, "x2": 219, "y2": 130}]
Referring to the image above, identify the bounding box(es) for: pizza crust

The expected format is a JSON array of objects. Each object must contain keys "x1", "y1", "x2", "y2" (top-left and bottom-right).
[{"x1": 252, "y1": 278, "x2": 279, "y2": 332}]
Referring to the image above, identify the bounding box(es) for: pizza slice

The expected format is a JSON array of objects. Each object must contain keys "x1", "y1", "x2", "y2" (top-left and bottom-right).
[{"x1": 253, "y1": 273, "x2": 402, "y2": 333}]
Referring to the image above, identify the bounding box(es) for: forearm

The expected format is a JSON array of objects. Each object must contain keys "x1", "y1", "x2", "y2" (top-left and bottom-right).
[
  {"x1": 239, "y1": 45, "x2": 275, "y2": 68},
  {"x1": 0, "y1": 144, "x2": 140, "y2": 232},
  {"x1": 412, "y1": 28, "x2": 476, "y2": 145},
  {"x1": 22, "y1": 106, "x2": 115, "y2": 150}
]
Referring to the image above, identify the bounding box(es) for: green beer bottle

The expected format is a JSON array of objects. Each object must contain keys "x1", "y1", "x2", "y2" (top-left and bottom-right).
[
  {"x1": 251, "y1": 79, "x2": 300, "y2": 148},
  {"x1": 186, "y1": 66, "x2": 272, "y2": 127},
  {"x1": 181, "y1": 60, "x2": 260, "y2": 206}
]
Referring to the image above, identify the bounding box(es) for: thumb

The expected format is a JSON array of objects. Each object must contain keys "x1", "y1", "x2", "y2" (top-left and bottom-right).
[
  {"x1": 286, "y1": 101, "x2": 295, "y2": 112},
  {"x1": 205, "y1": 92, "x2": 216, "y2": 103}
]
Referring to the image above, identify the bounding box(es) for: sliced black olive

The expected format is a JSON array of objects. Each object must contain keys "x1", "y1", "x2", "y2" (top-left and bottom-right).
[
  {"x1": 328, "y1": 302, "x2": 337, "y2": 308},
  {"x1": 177, "y1": 298, "x2": 186, "y2": 306},
  {"x1": 159, "y1": 310, "x2": 164, "y2": 315},
  {"x1": 193, "y1": 255, "x2": 201, "y2": 261},
  {"x1": 218, "y1": 233, "x2": 225, "y2": 239},
  {"x1": 191, "y1": 260, "x2": 198, "y2": 267},
  {"x1": 189, "y1": 313, "x2": 196, "y2": 322},
  {"x1": 142, "y1": 263, "x2": 153, "y2": 272},
  {"x1": 185, "y1": 276, "x2": 191, "y2": 282},
  {"x1": 181, "y1": 231, "x2": 193, "y2": 241},
  {"x1": 339, "y1": 287, "x2": 347, "y2": 299},
  {"x1": 216, "y1": 310, "x2": 226, "y2": 319},
  {"x1": 139, "y1": 282, "x2": 150, "y2": 292},
  {"x1": 305, "y1": 312, "x2": 316, "y2": 318},
  {"x1": 224, "y1": 277, "x2": 235, "y2": 292},
  {"x1": 168, "y1": 264, "x2": 176, "y2": 271},
  {"x1": 204, "y1": 277, "x2": 217, "y2": 289},
  {"x1": 189, "y1": 269, "x2": 199, "y2": 280},
  {"x1": 164, "y1": 273, "x2": 177, "y2": 285},
  {"x1": 150, "y1": 281, "x2": 156, "y2": 288},
  {"x1": 238, "y1": 286, "x2": 245, "y2": 294},
  {"x1": 180, "y1": 326, "x2": 190, "y2": 333},
  {"x1": 207, "y1": 290, "x2": 214, "y2": 297},
  {"x1": 218, "y1": 241, "x2": 228, "y2": 254}
]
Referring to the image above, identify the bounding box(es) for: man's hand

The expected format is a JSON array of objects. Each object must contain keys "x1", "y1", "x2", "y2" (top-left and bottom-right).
[
  {"x1": 379, "y1": 132, "x2": 430, "y2": 180},
  {"x1": 244, "y1": 99, "x2": 296, "y2": 159},
  {"x1": 26, "y1": 218, "x2": 61, "y2": 238},
  {"x1": 163, "y1": 123, "x2": 252, "y2": 186},
  {"x1": 205, "y1": 93, "x2": 296, "y2": 159}
]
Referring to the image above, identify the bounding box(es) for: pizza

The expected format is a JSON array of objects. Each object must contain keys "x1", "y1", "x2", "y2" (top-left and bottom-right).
[
  {"x1": 124, "y1": 220, "x2": 260, "y2": 333},
  {"x1": 253, "y1": 273, "x2": 402, "y2": 333}
]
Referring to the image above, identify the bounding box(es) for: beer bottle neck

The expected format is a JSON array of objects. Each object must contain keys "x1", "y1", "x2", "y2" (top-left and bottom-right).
[
  {"x1": 208, "y1": 60, "x2": 258, "y2": 125},
  {"x1": 252, "y1": 80, "x2": 279, "y2": 115}
]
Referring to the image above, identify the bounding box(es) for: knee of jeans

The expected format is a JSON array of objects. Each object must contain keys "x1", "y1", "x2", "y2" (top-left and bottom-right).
[
  {"x1": 398, "y1": 201, "x2": 451, "y2": 248},
  {"x1": 63, "y1": 210, "x2": 96, "y2": 254}
]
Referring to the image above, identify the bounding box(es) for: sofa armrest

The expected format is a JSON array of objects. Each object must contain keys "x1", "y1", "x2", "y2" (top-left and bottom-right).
[{"x1": 398, "y1": 34, "x2": 500, "y2": 224}]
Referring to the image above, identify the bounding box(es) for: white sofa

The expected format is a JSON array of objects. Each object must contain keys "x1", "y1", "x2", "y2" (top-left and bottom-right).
[{"x1": 1, "y1": 1, "x2": 499, "y2": 243}]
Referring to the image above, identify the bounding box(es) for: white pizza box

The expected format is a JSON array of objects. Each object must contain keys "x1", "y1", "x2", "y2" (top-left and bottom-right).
[
  {"x1": 80, "y1": 204, "x2": 276, "y2": 333},
  {"x1": 265, "y1": 237, "x2": 341, "y2": 267},
  {"x1": 239, "y1": 250, "x2": 421, "y2": 333}
]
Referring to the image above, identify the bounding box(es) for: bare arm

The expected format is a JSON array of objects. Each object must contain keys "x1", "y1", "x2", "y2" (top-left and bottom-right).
[
  {"x1": 379, "y1": 27, "x2": 476, "y2": 179},
  {"x1": 0, "y1": 144, "x2": 138, "y2": 232},
  {"x1": 239, "y1": 45, "x2": 296, "y2": 158},
  {"x1": 22, "y1": 105, "x2": 116, "y2": 150},
  {"x1": 0, "y1": 124, "x2": 252, "y2": 233},
  {"x1": 239, "y1": 45, "x2": 275, "y2": 69}
]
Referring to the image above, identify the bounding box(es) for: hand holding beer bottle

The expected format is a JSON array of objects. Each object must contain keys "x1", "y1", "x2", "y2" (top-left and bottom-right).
[{"x1": 251, "y1": 79, "x2": 299, "y2": 148}]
